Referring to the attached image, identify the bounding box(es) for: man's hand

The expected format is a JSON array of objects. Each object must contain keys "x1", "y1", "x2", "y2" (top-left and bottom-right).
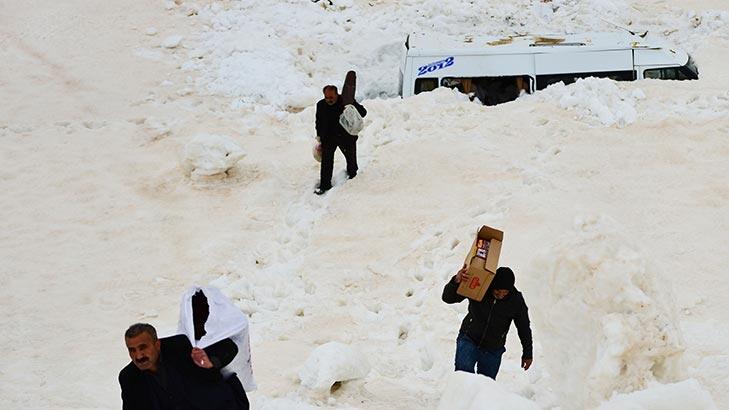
[
  {"x1": 191, "y1": 347, "x2": 213, "y2": 369},
  {"x1": 454, "y1": 264, "x2": 470, "y2": 284},
  {"x1": 521, "y1": 358, "x2": 532, "y2": 371}
]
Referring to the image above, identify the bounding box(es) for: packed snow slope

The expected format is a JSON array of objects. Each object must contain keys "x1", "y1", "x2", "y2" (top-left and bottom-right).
[{"x1": 1, "y1": 0, "x2": 728, "y2": 409}]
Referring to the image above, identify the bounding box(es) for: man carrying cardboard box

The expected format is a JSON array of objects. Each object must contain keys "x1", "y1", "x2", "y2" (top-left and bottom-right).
[{"x1": 442, "y1": 265, "x2": 533, "y2": 379}]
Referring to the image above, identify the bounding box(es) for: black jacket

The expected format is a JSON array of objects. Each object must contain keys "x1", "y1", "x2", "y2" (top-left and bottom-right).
[
  {"x1": 119, "y1": 335, "x2": 248, "y2": 410},
  {"x1": 442, "y1": 277, "x2": 533, "y2": 359},
  {"x1": 315, "y1": 98, "x2": 367, "y2": 143}
]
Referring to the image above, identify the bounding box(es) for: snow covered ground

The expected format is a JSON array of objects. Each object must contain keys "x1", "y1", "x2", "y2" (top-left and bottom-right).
[{"x1": 1, "y1": 0, "x2": 728, "y2": 409}]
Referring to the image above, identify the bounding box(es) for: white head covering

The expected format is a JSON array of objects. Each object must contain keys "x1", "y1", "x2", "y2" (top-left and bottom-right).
[{"x1": 178, "y1": 285, "x2": 257, "y2": 391}]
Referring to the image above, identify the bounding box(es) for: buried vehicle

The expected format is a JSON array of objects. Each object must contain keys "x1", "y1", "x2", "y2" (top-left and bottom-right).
[{"x1": 399, "y1": 32, "x2": 699, "y2": 105}]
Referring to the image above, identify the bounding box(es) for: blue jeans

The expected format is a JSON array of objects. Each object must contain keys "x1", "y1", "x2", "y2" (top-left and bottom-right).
[{"x1": 455, "y1": 333, "x2": 506, "y2": 379}]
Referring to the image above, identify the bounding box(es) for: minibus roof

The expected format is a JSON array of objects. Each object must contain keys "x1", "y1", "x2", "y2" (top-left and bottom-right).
[{"x1": 406, "y1": 32, "x2": 672, "y2": 57}]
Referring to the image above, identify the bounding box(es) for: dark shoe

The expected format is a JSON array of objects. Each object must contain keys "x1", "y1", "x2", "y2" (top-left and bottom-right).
[
  {"x1": 347, "y1": 172, "x2": 357, "y2": 180},
  {"x1": 314, "y1": 186, "x2": 330, "y2": 195}
]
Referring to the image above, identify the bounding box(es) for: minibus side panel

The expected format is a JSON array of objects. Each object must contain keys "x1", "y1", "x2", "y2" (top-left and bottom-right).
[
  {"x1": 634, "y1": 48, "x2": 687, "y2": 66},
  {"x1": 411, "y1": 54, "x2": 534, "y2": 78},
  {"x1": 535, "y1": 50, "x2": 633, "y2": 75}
]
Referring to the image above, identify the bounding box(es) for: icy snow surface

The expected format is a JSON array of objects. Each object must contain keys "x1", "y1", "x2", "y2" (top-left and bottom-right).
[{"x1": 1, "y1": 0, "x2": 729, "y2": 409}]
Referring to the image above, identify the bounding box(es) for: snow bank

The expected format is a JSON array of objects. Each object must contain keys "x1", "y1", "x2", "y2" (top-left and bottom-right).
[
  {"x1": 437, "y1": 371, "x2": 539, "y2": 410},
  {"x1": 359, "y1": 88, "x2": 476, "y2": 147},
  {"x1": 530, "y1": 215, "x2": 685, "y2": 409},
  {"x1": 181, "y1": 134, "x2": 245, "y2": 179},
  {"x1": 298, "y1": 342, "x2": 371, "y2": 395},
  {"x1": 173, "y1": 0, "x2": 729, "y2": 112},
  {"x1": 530, "y1": 78, "x2": 644, "y2": 127},
  {"x1": 530, "y1": 77, "x2": 729, "y2": 127},
  {"x1": 597, "y1": 379, "x2": 716, "y2": 410},
  {"x1": 182, "y1": 1, "x2": 539, "y2": 108}
]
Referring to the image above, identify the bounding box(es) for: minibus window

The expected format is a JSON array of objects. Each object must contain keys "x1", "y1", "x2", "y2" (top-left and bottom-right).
[
  {"x1": 441, "y1": 76, "x2": 532, "y2": 106},
  {"x1": 415, "y1": 78, "x2": 438, "y2": 94},
  {"x1": 644, "y1": 67, "x2": 692, "y2": 80}
]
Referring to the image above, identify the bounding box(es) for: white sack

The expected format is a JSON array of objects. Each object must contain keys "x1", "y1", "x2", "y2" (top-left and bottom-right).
[
  {"x1": 313, "y1": 137, "x2": 322, "y2": 163},
  {"x1": 339, "y1": 104, "x2": 364, "y2": 136},
  {"x1": 178, "y1": 285, "x2": 257, "y2": 392}
]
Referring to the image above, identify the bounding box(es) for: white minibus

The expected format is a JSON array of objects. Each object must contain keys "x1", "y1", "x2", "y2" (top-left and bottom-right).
[{"x1": 399, "y1": 32, "x2": 698, "y2": 105}]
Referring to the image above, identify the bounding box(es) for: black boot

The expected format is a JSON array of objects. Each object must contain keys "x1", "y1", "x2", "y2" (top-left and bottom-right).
[{"x1": 314, "y1": 184, "x2": 331, "y2": 195}]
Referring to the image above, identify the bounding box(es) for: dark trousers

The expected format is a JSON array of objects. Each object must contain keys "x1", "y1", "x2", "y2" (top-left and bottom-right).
[
  {"x1": 454, "y1": 333, "x2": 506, "y2": 379},
  {"x1": 319, "y1": 135, "x2": 358, "y2": 190}
]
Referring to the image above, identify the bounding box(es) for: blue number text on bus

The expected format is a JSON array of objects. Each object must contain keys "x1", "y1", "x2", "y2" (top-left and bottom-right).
[{"x1": 417, "y1": 56, "x2": 455, "y2": 76}]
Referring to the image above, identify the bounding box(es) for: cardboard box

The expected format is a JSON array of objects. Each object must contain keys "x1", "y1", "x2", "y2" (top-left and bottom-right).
[{"x1": 456, "y1": 225, "x2": 504, "y2": 301}]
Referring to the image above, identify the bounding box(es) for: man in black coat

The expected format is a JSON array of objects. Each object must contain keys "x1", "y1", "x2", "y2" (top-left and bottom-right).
[
  {"x1": 119, "y1": 323, "x2": 249, "y2": 410},
  {"x1": 314, "y1": 84, "x2": 367, "y2": 195},
  {"x1": 442, "y1": 266, "x2": 533, "y2": 379}
]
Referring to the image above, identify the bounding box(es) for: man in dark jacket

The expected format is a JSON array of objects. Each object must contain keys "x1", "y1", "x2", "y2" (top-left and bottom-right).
[
  {"x1": 314, "y1": 84, "x2": 367, "y2": 195},
  {"x1": 119, "y1": 323, "x2": 248, "y2": 410},
  {"x1": 442, "y1": 266, "x2": 533, "y2": 379}
]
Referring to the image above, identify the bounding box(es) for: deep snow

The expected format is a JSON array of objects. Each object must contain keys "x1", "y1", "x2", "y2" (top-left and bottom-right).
[{"x1": 1, "y1": 0, "x2": 728, "y2": 409}]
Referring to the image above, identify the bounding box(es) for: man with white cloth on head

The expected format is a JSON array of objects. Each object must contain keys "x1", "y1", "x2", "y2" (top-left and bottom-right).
[{"x1": 178, "y1": 286, "x2": 256, "y2": 409}]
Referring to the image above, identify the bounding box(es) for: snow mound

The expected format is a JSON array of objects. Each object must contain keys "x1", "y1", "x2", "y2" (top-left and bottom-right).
[
  {"x1": 533, "y1": 78, "x2": 644, "y2": 127},
  {"x1": 437, "y1": 371, "x2": 539, "y2": 410},
  {"x1": 181, "y1": 134, "x2": 245, "y2": 178},
  {"x1": 162, "y1": 35, "x2": 183, "y2": 49},
  {"x1": 597, "y1": 379, "x2": 716, "y2": 410},
  {"x1": 298, "y1": 342, "x2": 371, "y2": 394},
  {"x1": 530, "y1": 215, "x2": 685, "y2": 409}
]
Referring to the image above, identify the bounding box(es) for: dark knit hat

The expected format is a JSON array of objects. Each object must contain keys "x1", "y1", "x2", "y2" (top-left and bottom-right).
[{"x1": 491, "y1": 267, "x2": 515, "y2": 290}]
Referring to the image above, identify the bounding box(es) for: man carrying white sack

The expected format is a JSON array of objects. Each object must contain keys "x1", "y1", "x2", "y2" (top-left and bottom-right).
[
  {"x1": 442, "y1": 266, "x2": 533, "y2": 379},
  {"x1": 314, "y1": 84, "x2": 367, "y2": 195},
  {"x1": 119, "y1": 322, "x2": 244, "y2": 410},
  {"x1": 178, "y1": 285, "x2": 256, "y2": 409}
]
